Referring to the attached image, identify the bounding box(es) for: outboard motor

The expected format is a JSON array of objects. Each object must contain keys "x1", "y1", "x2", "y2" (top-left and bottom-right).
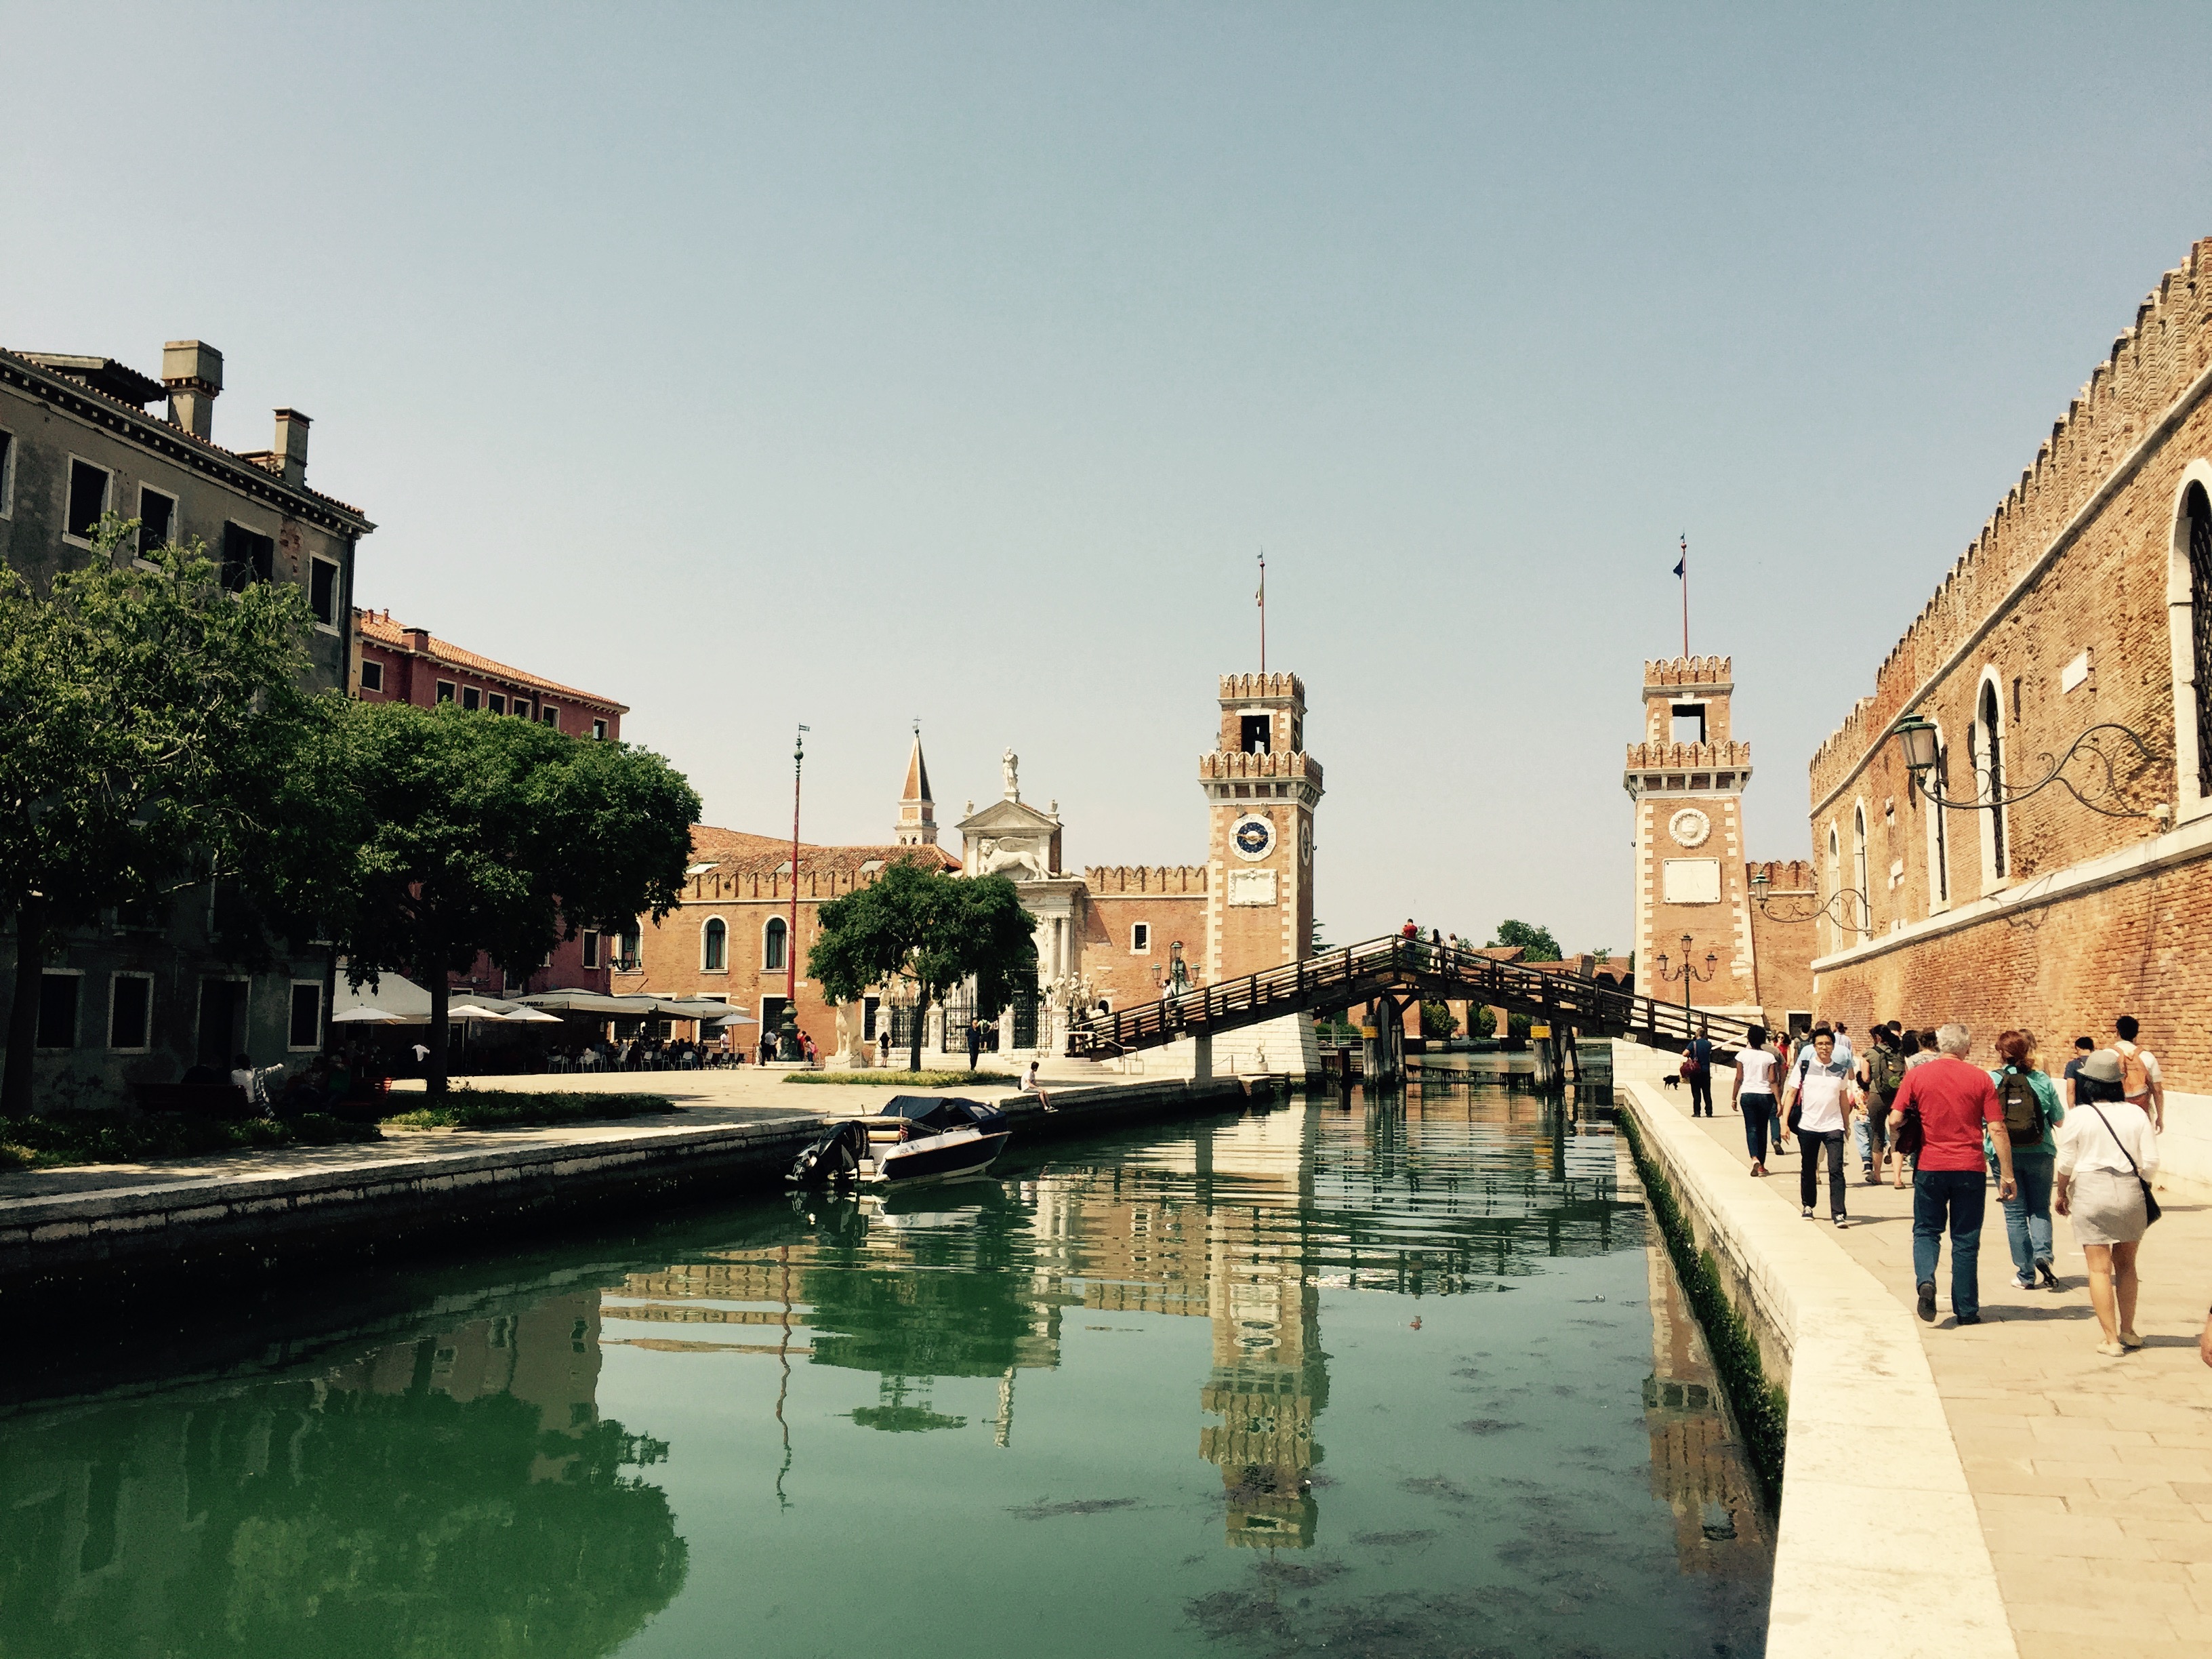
[{"x1": 787, "y1": 1119, "x2": 869, "y2": 1184}]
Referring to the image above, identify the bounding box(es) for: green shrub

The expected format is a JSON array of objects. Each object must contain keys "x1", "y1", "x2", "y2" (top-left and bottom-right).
[
  {"x1": 380, "y1": 1092, "x2": 677, "y2": 1130},
  {"x1": 0, "y1": 1108, "x2": 378, "y2": 1170},
  {"x1": 1616, "y1": 1106, "x2": 1788, "y2": 1501}
]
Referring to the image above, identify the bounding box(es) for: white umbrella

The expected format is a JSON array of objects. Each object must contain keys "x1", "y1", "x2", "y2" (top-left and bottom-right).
[
  {"x1": 444, "y1": 1004, "x2": 508, "y2": 1021},
  {"x1": 501, "y1": 1006, "x2": 565, "y2": 1023},
  {"x1": 331, "y1": 1005, "x2": 401, "y2": 1025}
]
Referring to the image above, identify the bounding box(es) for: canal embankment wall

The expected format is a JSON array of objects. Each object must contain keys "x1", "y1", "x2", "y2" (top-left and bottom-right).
[
  {"x1": 1612, "y1": 1040, "x2": 2018, "y2": 1659},
  {"x1": 0, "y1": 1076, "x2": 1280, "y2": 1300}
]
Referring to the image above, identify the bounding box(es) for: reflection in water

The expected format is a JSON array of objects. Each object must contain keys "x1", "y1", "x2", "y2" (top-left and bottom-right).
[
  {"x1": 0, "y1": 1086, "x2": 1771, "y2": 1659},
  {"x1": 0, "y1": 1296, "x2": 685, "y2": 1659}
]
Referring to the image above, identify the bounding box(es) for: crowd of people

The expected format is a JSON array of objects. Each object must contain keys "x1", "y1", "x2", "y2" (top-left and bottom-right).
[{"x1": 1678, "y1": 1014, "x2": 2190, "y2": 1360}]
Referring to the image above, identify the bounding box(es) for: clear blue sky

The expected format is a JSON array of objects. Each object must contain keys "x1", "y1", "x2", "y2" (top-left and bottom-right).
[{"x1": 9, "y1": 4, "x2": 2211, "y2": 951}]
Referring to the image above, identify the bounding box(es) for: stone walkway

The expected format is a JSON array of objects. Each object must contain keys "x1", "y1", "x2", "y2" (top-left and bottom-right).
[{"x1": 1667, "y1": 1089, "x2": 2212, "y2": 1656}]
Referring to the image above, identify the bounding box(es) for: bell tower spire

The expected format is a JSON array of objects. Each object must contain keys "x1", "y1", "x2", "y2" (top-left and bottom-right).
[{"x1": 895, "y1": 724, "x2": 938, "y2": 846}]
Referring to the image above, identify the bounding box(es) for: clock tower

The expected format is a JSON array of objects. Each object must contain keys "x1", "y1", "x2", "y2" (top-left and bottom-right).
[
  {"x1": 1201, "y1": 672, "x2": 1320, "y2": 986},
  {"x1": 1625, "y1": 656, "x2": 1762, "y2": 1013}
]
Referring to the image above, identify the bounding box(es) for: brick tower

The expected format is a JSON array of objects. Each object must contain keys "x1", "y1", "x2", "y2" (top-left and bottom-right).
[
  {"x1": 1195, "y1": 673, "x2": 1323, "y2": 1078},
  {"x1": 1624, "y1": 657, "x2": 1762, "y2": 1015},
  {"x1": 1202, "y1": 672, "x2": 1321, "y2": 983}
]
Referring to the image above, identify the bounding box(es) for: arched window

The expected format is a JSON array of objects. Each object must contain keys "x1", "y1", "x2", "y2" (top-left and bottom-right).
[
  {"x1": 2186, "y1": 483, "x2": 2212, "y2": 796},
  {"x1": 1852, "y1": 804, "x2": 1870, "y2": 936},
  {"x1": 701, "y1": 918, "x2": 727, "y2": 972},
  {"x1": 763, "y1": 916, "x2": 787, "y2": 971},
  {"x1": 1921, "y1": 729, "x2": 1951, "y2": 912},
  {"x1": 1824, "y1": 824, "x2": 1841, "y2": 956},
  {"x1": 1973, "y1": 676, "x2": 2007, "y2": 882}
]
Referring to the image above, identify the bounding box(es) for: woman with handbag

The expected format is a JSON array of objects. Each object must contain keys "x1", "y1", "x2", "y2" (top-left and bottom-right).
[
  {"x1": 1732, "y1": 1025, "x2": 1781, "y2": 1176},
  {"x1": 2055, "y1": 1050, "x2": 2160, "y2": 1356}
]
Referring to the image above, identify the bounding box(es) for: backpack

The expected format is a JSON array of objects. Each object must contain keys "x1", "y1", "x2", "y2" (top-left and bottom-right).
[
  {"x1": 2106, "y1": 1044, "x2": 2150, "y2": 1100},
  {"x1": 1868, "y1": 1045, "x2": 1905, "y2": 1099},
  {"x1": 1996, "y1": 1067, "x2": 2043, "y2": 1146}
]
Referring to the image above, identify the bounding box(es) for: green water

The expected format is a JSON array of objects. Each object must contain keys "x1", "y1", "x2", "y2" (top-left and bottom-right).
[{"x1": 0, "y1": 1087, "x2": 1771, "y2": 1658}]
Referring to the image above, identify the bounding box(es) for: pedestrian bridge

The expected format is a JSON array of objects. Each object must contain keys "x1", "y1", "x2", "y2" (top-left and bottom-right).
[{"x1": 1069, "y1": 933, "x2": 1756, "y2": 1060}]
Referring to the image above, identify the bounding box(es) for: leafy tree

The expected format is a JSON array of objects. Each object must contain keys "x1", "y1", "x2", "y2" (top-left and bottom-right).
[
  {"x1": 1, "y1": 521, "x2": 343, "y2": 1116},
  {"x1": 808, "y1": 860, "x2": 1036, "y2": 1071},
  {"x1": 1419, "y1": 1000, "x2": 1459, "y2": 1040},
  {"x1": 1488, "y1": 918, "x2": 1563, "y2": 964},
  {"x1": 327, "y1": 699, "x2": 699, "y2": 1095}
]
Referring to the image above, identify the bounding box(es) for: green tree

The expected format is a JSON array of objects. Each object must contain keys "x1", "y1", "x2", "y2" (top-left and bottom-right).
[
  {"x1": 808, "y1": 860, "x2": 1037, "y2": 1071},
  {"x1": 1419, "y1": 1000, "x2": 1460, "y2": 1040},
  {"x1": 1488, "y1": 918, "x2": 1563, "y2": 963},
  {"x1": 1, "y1": 521, "x2": 343, "y2": 1116},
  {"x1": 326, "y1": 699, "x2": 699, "y2": 1095}
]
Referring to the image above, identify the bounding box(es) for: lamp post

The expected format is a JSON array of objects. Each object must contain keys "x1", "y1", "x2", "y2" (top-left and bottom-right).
[
  {"x1": 1892, "y1": 710, "x2": 2161, "y2": 822},
  {"x1": 1748, "y1": 864, "x2": 1866, "y2": 930},
  {"x1": 1651, "y1": 932, "x2": 1717, "y2": 1013},
  {"x1": 778, "y1": 724, "x2": 808, "y2": 1063}
]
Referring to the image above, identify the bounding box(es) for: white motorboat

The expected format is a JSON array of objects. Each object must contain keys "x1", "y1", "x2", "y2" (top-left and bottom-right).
[{"x1": 788, "y1": 1095, "x2": 1012, "y2": 1187}]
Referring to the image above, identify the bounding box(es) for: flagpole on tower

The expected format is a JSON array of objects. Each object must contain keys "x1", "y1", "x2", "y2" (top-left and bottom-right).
[
  {"x1": 1677, "y1": 535, "x2": 1689, "y2": 659},
  {"x1": 1257, "y1": 550, "x2": 1267, "y2": 675}
]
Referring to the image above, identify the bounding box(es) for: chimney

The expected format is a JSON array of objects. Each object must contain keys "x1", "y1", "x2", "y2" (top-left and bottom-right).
[
  {"x1": 162, "y1": 340, "x2": 223, "y2": 438},
  {"x1": 272, "y1": 408, "x2": 310, "y2": 487}
]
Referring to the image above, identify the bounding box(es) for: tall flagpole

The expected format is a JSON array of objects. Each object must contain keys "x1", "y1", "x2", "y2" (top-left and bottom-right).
[
  {"x1": 1257, "y1": 550, "x2": 1267, "y2": 674},
  {"x1": 1679, "y1": 534, "x2": 1689, "y2": 659}
]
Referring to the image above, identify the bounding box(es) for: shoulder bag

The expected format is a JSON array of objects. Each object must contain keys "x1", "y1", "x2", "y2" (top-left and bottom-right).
[{"x1": 2086, "y1": 1105, "x2": 2162, "y2": 1227}]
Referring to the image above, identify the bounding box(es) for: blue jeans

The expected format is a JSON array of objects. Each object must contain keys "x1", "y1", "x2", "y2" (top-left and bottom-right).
[
  {"x1": 1741, "y1": 1094, "x2": 1778, "y2": 1162},
  {"x1": 1992, "y1": 1149, "x2": 2054, "y2": 1283},
  {"x1": 1912, "y1": 1169, "x2": 1988, "y2": 1319}
]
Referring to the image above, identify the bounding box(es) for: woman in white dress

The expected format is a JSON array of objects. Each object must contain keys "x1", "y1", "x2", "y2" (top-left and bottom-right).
[{"x1": 2055, "y1": 1050, "x2": 2159, "y2": 1357}]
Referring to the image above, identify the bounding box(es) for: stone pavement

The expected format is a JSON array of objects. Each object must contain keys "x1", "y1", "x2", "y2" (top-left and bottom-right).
[{"x1": 1668, "y1": 1087, "x2": 2212, "y2": 1656}]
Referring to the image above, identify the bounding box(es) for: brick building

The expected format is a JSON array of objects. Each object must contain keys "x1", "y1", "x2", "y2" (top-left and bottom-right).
[
  {"x1": 0, "y1": 339, "x2": 373, "y2": 1106},
  {"x1": 1625, "y1": 656, "x2": 1814, "y2": 1036},
  {"x1": 352, "y1": 607, "x2": 625, "y2": 741},
  {"x1": 1803, "y1": 236, "x2": 2212, "y2": 1191},
  {"x1": 626, "y1": 673, "x2": 1327, "y2": 1076},
  {"x1": 347, "y1": 607, "x2": 629, "y2": 1003}
]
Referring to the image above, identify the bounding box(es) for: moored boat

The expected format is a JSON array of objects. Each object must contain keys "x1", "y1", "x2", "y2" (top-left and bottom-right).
[{"x1": 787, "y1": 1094, "x2": 1012, "y2": 1187}]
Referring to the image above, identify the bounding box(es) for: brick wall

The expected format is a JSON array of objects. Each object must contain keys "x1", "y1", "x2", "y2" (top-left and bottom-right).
[
  {"x1": 1082, "y1": 879, "x2": 1208, "y2": 1012},
  {"x1": 1806, "y1": 236, "x2": 2212, "y2": 1087},
  {"x1": 1746, "y1": 860, "x2": 1816, "y2": 1033}
]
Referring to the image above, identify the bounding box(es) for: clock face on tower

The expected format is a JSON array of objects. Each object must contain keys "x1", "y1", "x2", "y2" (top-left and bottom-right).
[{"x1": 1231, "y1": 814, "x2": 1276, "y2": 861}]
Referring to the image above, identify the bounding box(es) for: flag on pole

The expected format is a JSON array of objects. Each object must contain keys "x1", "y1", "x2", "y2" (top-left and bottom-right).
[{"x1": 1673, "y1": 535, "x2": 1685, "y2": 579}]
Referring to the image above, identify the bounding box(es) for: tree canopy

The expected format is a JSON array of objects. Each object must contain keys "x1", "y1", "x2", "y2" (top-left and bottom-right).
[
  {"x1": 1488, "y1": 918, "x2": 1564, "y2": 963},
  {"x1": 326, "y1": 699, "x2": 700, "y2": 1094},
  {"x1": 808, "y1": 860, "x2": 1036, "y2": 1071},
  {"x1": 1, "y1": 521, "x2": 343, "y2": 1115}
]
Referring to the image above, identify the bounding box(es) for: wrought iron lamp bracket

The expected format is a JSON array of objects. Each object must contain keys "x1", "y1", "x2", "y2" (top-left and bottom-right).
[{"x1": 1901, "y1": 718, "x2": 2163, "y2": 821}]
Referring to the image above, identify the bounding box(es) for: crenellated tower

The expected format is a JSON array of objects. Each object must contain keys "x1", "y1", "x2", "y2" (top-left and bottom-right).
[
  {"x1": 1201, "y1": 672, "x2": 1322, "y2": 987},
  {"x1": 1624, "y1": 657, "x2": 1761, "y2": 1014}
]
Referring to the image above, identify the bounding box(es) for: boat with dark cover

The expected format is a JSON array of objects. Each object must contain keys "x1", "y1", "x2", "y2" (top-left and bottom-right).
[{"x1": 787, "y1": 1094, "x2": 1012, "y2": 1187}]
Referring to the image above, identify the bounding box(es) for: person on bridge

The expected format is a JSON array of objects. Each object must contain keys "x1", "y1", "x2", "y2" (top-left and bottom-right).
[
  {"x1": 1682, "y1": 1023, "x2": 1716, "y2": 1118},
  {"x1": 1732, "y1": 1026, "x2": 1781, "y2": 1178}
]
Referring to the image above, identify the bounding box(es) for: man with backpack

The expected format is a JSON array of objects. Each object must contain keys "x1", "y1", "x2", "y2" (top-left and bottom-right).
[
  {"x1": 1861, "y1": 1025, "x2": 1906, "y2": 1184},
  {"x1": 2107, "y1": 1015, "x2": 2165, "y2": 1133}
]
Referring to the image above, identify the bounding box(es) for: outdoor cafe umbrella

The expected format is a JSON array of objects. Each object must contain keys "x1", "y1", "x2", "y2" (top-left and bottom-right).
[
  {"x1": 500, "y1": 1006, "x2": 565, "y2": 1023},
  {"x1": 443, "y1": 1004, "x2": 510, "y2": 1021},
  {"x1": 330, "y1": 1005, "x2": 403, "y2": 1025}
]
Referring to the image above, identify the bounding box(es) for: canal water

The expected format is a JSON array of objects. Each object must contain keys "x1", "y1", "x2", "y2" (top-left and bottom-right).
[{"x1": 0, "y1": 1086, "x2": 1772, "y2": 1658}]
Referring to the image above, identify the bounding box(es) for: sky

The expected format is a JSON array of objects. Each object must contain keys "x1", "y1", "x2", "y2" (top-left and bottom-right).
[{"x1": 8, "y1": 3, "x2": 2212, "y2": 953}]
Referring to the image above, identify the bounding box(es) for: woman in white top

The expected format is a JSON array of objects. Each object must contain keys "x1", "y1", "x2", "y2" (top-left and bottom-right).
[
  {"x1": 1784, "y1": 1029, "x2": 1856, "y2": 1225},
  {"x1": 1732, "y1": 1025, "x2": 1782, "y2": 1177},
  {"x1": 2055, "y1": 1050, "x2": 2159, "y2": 1356}
]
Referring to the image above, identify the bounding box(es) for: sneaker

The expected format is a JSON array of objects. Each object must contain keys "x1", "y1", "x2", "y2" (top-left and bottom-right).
[
  {"x1": 1956, "y1": 1312, "x2": 1982, "y2": 1326},
  {"x1": 1832, "y1": 1215, "x2": 1848, "y2": 1229},
  {"x1": 2014, "y1": 1274, "x2": 2036, "y2": 1291},
  {"x1": 2036, "y1": 1262, "x2": 2060, "y2": 1291},
  {"x1": 2095, "y1": 1338, "x2": 2126, "y2": 1357},
  {"x1": 1916, "y1": 1281, "x2": 1937, "y2": 1322},
  {"x1": 1801, "y1": 1206, "x2": 1814, "y2": 1218},
  {"x1": 2118, "y1": 1329, "x2": 2144, "y2": 1350}
]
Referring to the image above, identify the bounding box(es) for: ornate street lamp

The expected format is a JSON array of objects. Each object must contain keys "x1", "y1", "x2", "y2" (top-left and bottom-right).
[
  {"x1": 1748, "y1": 864, "x2": 1868, "y2": 930},
  {"x1": 1651, "y1": 933, "x2": 1717, "y2": 1012},
  {"x1": 1891, "y1": 711, "x2": 2160, "y2": 821}
]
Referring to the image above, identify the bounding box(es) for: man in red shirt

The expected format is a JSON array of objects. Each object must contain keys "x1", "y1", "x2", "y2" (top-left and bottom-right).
[{"x1": 1890, "y1": 1023, "x2": 2017, "y2": 1325}]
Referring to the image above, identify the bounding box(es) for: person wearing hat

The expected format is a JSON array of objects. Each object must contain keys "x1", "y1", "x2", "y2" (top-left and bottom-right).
[{"x1": 2056, "y1": 1050, "x2": 2160, "y2": 1356}]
